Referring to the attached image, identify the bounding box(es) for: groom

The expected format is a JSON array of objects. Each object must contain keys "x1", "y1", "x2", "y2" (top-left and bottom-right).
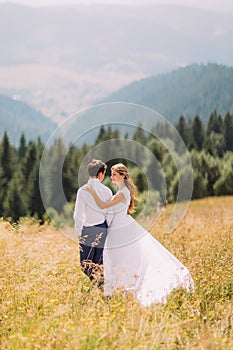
[{"x1": 73, "y1": 159, "x2": 113, "y2": 285}]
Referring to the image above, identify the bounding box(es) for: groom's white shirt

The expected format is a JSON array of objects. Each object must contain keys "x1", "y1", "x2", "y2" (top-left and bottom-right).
[{"x1": 73, "y1": 178, "x2": 113, "y2": 236}]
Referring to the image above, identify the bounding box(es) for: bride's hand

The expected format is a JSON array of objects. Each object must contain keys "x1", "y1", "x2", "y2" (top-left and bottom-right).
[{"x1": 82, "y1": 185, "x2": 93, "y2": 193}]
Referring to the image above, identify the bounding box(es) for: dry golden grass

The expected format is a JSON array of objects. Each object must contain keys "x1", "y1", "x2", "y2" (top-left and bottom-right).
[{"x1": 0, "y1": 196, "x2": 232, "y2": 349}]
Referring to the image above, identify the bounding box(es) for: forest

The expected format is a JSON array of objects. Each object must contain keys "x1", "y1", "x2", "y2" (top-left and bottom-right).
[{"x1": 0, "y1": 110, "x2": 233, "y2": 224}]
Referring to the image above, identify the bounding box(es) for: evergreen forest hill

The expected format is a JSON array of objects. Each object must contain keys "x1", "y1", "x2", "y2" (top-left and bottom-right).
[
  {"x1": 101, "y1": 63, "x2": 233, "y2": 124},
  {"x1": 1, "y1": 63, "x2": 233, "y2": 145},
  {"x1": 0, "y1": 94, "x2": 56, "y2": 144},
  {"x1": 0, "y1": 110, "x2": 232, "y2": 225}
]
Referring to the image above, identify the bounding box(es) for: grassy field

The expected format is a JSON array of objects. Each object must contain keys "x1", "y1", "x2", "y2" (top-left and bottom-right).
[{"x1": 0, "y1": 196, "x2": 232, "y2": 349}]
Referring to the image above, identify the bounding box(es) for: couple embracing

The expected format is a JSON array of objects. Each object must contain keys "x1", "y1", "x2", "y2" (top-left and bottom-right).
[{"x1": 74, "y1": 159, "x2": 194, "y2": 307}]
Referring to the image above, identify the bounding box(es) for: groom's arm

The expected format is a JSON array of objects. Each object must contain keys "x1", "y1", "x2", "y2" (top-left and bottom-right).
[{"x1": 73, "y1": 189, "x2": 85, "y2": 237}]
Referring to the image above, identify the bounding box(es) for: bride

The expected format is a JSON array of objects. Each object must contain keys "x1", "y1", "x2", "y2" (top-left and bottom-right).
[{"x1": 84, "y1": 163, "x2": 194, "y2": 307}]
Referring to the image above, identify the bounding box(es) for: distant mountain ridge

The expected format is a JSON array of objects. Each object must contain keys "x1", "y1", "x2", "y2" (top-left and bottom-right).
[
  {"x1": 0, "y1": 95, "x2": 56, "y2": 145},
  {"x1": 101, "y1": 63, "x2": 233, "y2": 124},
  {"x1": 1, "y1": 63, "x2": 233, "y2": 146},
  {"x1": 0, "y1": 3, "x2": 233, "y2": 118}
]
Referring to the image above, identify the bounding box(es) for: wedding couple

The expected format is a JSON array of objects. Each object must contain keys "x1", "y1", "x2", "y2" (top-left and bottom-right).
[{"x1": 73, "y1": 159, "x2": 194, "y2": 307}]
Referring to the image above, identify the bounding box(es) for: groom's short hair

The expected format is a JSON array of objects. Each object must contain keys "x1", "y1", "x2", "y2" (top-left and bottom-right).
[{"x1": 87, "y1": 159, "x2": 107, "y2": 177}]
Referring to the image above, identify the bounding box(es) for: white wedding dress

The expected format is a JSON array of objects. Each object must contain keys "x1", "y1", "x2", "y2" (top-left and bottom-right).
[{"x1": 103, "y1": 187, "x2": 194, "y2": 307}]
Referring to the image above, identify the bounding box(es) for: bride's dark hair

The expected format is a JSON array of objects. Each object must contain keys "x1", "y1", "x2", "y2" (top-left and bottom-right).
[{"x1": 111, "y1": 163, "x2": 137, "y2": 213}]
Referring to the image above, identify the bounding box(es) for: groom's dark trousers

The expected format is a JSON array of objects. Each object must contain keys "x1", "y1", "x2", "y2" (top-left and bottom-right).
[{"x1": 79, "y1": 220, "x2": 107, "y2": 281}]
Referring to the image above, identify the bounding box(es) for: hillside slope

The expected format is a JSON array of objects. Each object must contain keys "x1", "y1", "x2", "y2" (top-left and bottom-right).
[
  {"x1": 0, "y1": 95, "x2": 56, "y2": 144},
  {"x1": 102, "y1": 63, "x2": 233, "y2": 123}
]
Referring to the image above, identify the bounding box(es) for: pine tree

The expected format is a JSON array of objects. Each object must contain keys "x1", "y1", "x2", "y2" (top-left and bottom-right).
[
  {"x1": 105, "y1": 126, "x2": 113, "y2": 140},
  {"x1": 207, "y1": 110, "x2": 223, "y2": 136},
  {"x1": 134, "y1": 169, "x2": 148, "y2": 193},
  {"x1": 41, "y1": 138, "x2": 67, "y2": 213},
  {"x1": 3, "y1": 176, "x2": 27, "y2": 222},
  {"x1": 16, "y1": 141, "x2": 37, "y2": 214},
  {"x1": 19, "y1": 141, "x2": 37, "y2": 187},
  {"x1": 95, "y1": 126, "x2": 106, "y2": 145},
  {"x1": 176, "y1": 115, "x2": 190, "y2": 147},
  {"x1": 146, "y1": 138, "x2": 165, "y2": 162},
  {"x1": 27, "y1": 138, "x2": 45, "y2": 219},
  {"x1": 224, "y1": 112, "x2": 233, "y2": 151},
  {"x1": 112, "y1": 128, "x2": 120, "y2": 139},
  {"x1": 191, "y1": 115, "x2": 205, "y2": 151},
  {"x1": 0, "y1": 131, "x2": 17, "y2": 215},
  {"x1": 63, "y1": 145, "x2": 80, "y2": 203},
  {"x1": 18, "y1": 133, "x2": 27, "y2": 159},
  {"x1": 133, "y1": 123, "x2": 147, "y2": 144},
  {"x1": 145, "y1": 156, "x2": 164, "y2": 193}
]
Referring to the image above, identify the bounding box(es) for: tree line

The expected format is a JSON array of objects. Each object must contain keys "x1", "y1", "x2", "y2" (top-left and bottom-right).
[{"x1": 0, "y1": 110, "x2": 232, "y2": 223}]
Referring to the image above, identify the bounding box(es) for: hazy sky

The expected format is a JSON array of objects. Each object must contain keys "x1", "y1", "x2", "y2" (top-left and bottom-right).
[{"x1": 0, "y1": 0, "x2": 233, "y2": 13}]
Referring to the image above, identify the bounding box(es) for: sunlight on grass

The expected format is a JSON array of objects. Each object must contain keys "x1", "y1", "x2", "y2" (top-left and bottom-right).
[{"x1": 0, "y1": 197, "x2": 232, "y2": 349}]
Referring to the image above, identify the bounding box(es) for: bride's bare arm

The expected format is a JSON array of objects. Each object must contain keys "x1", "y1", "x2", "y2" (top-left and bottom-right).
[{"x1": 83, "y1": 185, "x2": 125, "y2": 208}]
